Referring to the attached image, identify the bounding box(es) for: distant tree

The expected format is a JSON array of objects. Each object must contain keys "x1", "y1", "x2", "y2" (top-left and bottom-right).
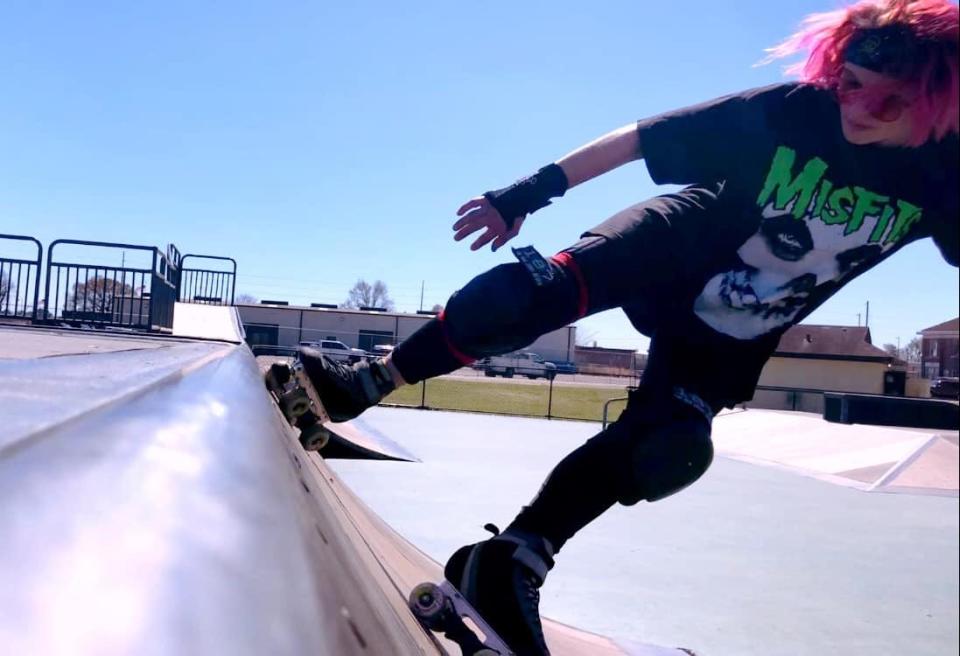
[
  {"x1": 882, "y1": 343, "x2": 899, "y2": 358},
  {"x1": 235, "y1": 293, "x2": 259, "y2": 304},
  {"x1": 344, "y1": 279, "x2": 394, "y2": 310},
  {"x1": 0, "y1": 270, "x2": 11, "y2": 309},
  {"x1": 903, "y1": 337, "x2": 922, "y2": 363},
  {"x1": 67, "y1": 276, "x2": 135, "y2": 312},
  {"x1": 430, "y1": 303, "x2": 444, "y2": 313}
]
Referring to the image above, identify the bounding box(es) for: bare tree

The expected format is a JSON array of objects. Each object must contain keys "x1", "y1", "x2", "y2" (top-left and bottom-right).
[
  {"x1": 903, "y1": 337, "x2": 922, "y2": 363},
  {"x1": 882, "y1": 343, "x2": 899, "y2": 358},
  {"x1": 235, "y1": 293, "x2": 259, "y2": 304},
  {"x1": 0, "y1": 270, "x2": 11, "y2": 310},
  {"x1": 344, "y1": 279, "x2": 394, "y2": 310},
  {"x1": 430, "y1": 303, "x2": 444, "y2": 313},
  {"x1": 67, "y1": 276, "x2": 135, "y2": 313}
]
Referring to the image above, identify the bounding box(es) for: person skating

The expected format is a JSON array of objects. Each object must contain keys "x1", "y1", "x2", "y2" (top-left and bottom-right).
[{"x1": 299, "y1": 1, "x2": 958, "y2": 652}]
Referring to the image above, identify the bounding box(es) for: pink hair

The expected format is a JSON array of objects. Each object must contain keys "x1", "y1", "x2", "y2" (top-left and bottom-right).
[{"x1": 764, "y1": 0, "x2": 959, "y2": 146}]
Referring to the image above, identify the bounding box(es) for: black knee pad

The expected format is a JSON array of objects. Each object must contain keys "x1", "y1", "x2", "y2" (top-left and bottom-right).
[
  {"x1": 612, "y1": 400, "x2": 714, "y2": 506},
  {"x1": 443, "y1": 260, "x2": 580, "y2": 358}
]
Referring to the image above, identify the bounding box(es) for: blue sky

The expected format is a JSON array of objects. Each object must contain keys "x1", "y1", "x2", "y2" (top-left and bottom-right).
[{"x1": 2, "y1": 0, "x2": 957, "y2": 352}]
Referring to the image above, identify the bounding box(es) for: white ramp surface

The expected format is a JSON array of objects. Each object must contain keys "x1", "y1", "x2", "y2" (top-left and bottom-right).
[
  {"x1": 172, "y1": 302, "x2": 244, "y2": 342},
  {"x1": 872, "y1": 436, "x2": 960, "y2": 493},
  {"x1": 711, "y1": 409, "x2": 958, "y2": 493}
]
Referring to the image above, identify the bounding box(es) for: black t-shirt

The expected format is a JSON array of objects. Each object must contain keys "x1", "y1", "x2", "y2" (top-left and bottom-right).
[{"x1": 634, "y1": 82, "x2": 958, "y2": 404}]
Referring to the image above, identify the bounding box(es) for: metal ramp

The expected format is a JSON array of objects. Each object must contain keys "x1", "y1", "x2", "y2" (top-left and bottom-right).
[{"x1": 0, "y1": 324, "x2": 697, "y2": 655}]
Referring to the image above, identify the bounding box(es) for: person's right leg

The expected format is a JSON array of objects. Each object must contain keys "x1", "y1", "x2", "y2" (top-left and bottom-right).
[
  {"x1": 302, "y1": 253, "x2": 589, "y2": 421},
  {"x1": 302, "y1": 184, "x2": 723, "y2": 422}
]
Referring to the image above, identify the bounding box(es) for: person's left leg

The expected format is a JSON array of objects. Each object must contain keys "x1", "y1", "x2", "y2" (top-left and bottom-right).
[
  {"x1": 506, "y1": 385, "x2": 714, "y2": 550},
  {"x1": 443, "y1": 383, "x2": 715, "y2": 655}
]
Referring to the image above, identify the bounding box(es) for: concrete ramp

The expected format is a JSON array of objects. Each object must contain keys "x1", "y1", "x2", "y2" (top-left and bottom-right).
[
  {"x1": 1, "y1": 325, "x2": 693, "y2": 655},
  {"x1": 713, "y1": 409, "x2": 958, "y2": 495},
  {"x1": 871, "y1": 436, "x2": 960, "y2": 494},
  {"x1": 172, "y1": 301, "x2": 244, "y2": 342},
  {"x1": 322, "y1": 415, "x2": 420, "y2": 462},
  {"x1": 297, "y1": 432, "x2": 689, "y2": 656}
]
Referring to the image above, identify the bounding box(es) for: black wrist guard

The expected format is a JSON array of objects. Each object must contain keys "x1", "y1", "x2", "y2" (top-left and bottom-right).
[{"x1": 483, "y1": 163, "x2": 569, "y2": 230}]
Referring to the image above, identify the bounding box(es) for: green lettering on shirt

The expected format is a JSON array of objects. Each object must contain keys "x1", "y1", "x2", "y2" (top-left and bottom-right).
[
  {"x1": 812, "y1": 180, "x2": 834, "y2": 220},
  {"x1": 868, "y1": 205, "x2": 896, "y2": 243},
  {"x1": 822, "y1": 187, "x2": 854, "y2": 225},
  {"x1": 847, "y1": 187, "x2": 890, "y2": 236},
  {"x1": 885, "y1": 200, "x2": 923, "y2": 244},
  {"x1": 756, "y1": 146, "x2": 829, "y2": 219},
  {"x1": 756, "y1": 146, "x2": 924, "y2": 243}
]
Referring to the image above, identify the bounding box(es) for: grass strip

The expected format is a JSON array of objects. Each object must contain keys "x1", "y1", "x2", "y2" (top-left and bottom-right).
[{"x1": 383, "y1": 378, "x2": 630, "y2": 423}]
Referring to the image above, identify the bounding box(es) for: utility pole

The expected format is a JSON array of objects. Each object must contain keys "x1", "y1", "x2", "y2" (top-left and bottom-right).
[
  {"x1": 857, "y1": 312, "x2": 861, "y2": 326},
  {"x1": 419, "y1": 281, "x2": 424, "y2": 313},
  {"x1": 865, "y1": 301, "x2": 870, "y2": 327}
]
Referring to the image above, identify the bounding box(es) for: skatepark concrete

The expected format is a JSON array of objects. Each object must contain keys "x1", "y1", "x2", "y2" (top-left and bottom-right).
[
  {"x1": 4, "y1": 317, "x2": 955, "y2": 655},
  {"x1": 1, "y1": 324, "x2": 649, "y2": 656},
  {"x1": 329, "y1": 406, "x2": 960, "y2": 656}
]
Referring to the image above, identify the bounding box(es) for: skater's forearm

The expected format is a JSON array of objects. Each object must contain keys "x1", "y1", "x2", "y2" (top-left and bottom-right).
[{"x1": 554, "y1": 124, "x2": 643, "y2": 188}]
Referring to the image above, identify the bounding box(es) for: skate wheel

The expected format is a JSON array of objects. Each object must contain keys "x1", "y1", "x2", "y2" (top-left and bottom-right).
[
  {"x1": 287, "y1": 395, "x2": 311, "y2": 417},
  {"x1": 409, "y1": 582, "x2": 447, "y2": 625},
  {"x1": 299, "y1": 424, "x2": 330, "y2": 451}
]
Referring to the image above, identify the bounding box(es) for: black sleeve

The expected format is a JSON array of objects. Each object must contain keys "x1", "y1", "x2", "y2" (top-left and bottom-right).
[
  {"x1": 933, "y1": 217, "x2": 959, "y2": 266},
  {"x1": 636, "y1": 83, "x2": 795, "y2": 186},
  {"x1": 928, "y1": 136, "x2": 959, "y2": 267},
  {"x1": 931, "y1": 201, "x2": 959, "y2": 267}
]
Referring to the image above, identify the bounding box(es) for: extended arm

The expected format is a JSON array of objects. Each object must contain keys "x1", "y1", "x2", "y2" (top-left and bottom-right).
[
  {"x1": 555, "y1": 123, "x2": 643, "y2": 188},
  {"x1": 453, "y1": 124, "x2": 644, "y2": 251}
]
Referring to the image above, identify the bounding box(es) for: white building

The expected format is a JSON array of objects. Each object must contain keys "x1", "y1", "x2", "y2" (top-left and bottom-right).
[{"x1": 237, "y1": 303, "x2": 577, "y2": 363}]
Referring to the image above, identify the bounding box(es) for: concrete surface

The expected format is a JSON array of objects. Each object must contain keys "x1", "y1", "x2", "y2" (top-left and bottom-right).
[{"x1": 329, "y1": 407, "x2": 960, "y2": 656}]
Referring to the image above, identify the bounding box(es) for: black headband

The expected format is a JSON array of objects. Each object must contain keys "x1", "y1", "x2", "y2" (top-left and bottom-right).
[{"x1": 844, "y1": 25, "x2": 922, "y2": 78}]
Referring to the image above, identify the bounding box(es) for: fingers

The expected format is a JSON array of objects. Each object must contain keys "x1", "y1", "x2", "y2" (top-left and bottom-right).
[
  {"x1": 470, "y1": 229, "x2": 498, "y2": 251},
  {"x1": 453, "y1": 222, "x2": 481, "y2": 242},
  {"x1": 491, "y1": 216, "x2": 525, "y2": 251},
  {"x1": 453, "y1": 204, "x2": 486, "y2": 232},
  {"x1": 490, "y1": 216, "x2": 525, "y2": 251},
  {"x1": 453, "y1": 197, "x2": 525, "y2": 252},
  {"x1": 456, "y1": 197, "x2": 486, "y2": 217}
]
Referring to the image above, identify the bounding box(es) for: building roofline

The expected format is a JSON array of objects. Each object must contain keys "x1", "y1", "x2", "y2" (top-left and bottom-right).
[
  {"x1": 236, "y1": 303, "x2": 579, "y2": 332},
  {"x1": 237, "y1": 303, "x2": 438, "y2": 320},
  {"x1": 772, "y1": 352, "x2": 893, "y2": 363}
]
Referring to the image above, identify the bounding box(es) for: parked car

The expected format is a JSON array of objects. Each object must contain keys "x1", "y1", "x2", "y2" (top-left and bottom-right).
[
  {"x1": 930, "y1": 376, "x2": 959, "y2": 399},
  {"x1": 481, "y1": 351, "x2": 557, "y2": 380},
  {"x1": 366, "y1": 344, "x2": 395, "y2": 360},
  {"x1": 299, "y1": 339, "x2": 367, "y2": 363},
  {"x1": 549, "y1": 360, "x2": 578, "y2": 375}
]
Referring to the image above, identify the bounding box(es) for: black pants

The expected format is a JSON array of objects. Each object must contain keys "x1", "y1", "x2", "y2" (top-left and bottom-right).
[{"x1": 392, "y1": 186, "x2": 763, "y2": 552}]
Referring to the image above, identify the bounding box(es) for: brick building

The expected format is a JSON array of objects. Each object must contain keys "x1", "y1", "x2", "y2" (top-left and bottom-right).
[{"x1": 919, "y1": 317, "x2": 959, "y2": 379}]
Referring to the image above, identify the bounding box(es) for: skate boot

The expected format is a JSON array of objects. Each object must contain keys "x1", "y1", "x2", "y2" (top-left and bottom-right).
[
  {"x1": 443, "y1": 524, "x2": 555, "y2": 656},
  {"x1": 298, "y1": 346, "x2": 396, "y2": 422}
]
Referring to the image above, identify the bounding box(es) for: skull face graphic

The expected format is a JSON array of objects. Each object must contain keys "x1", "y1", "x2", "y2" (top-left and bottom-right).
[{"x1": 694, "y1": 203, "x2": 887, "y2": 339}]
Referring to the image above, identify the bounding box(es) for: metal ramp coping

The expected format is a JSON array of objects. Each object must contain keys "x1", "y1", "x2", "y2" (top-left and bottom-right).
[{"x1": 1, "y1": 328, "x2": 692, "y2": 655}]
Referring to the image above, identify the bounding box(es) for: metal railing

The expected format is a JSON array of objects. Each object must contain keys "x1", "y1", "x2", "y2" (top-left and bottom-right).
[
  {"x1": 0, "y1": 234, "x2": 42, "y2": 321},
  {"x1": 42, "y1": 239, "x2": 180, "y2": 331},
  {"x1": 179, "y1": 254, "x2": 237, "y2": 306}
]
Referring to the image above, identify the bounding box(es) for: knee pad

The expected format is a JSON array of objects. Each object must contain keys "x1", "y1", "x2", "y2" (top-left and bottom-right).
[
  {"x1": 614, "y1": 409, "x2": 714, "y2": 506},
  {"x1": 443, "y1": 259, "x2": 580, "y2": 358}
]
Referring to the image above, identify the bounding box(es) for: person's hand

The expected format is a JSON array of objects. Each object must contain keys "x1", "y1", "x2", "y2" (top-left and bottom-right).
[{"x1": 452, "y1": 196, "x2": 526, "y2": 252}]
